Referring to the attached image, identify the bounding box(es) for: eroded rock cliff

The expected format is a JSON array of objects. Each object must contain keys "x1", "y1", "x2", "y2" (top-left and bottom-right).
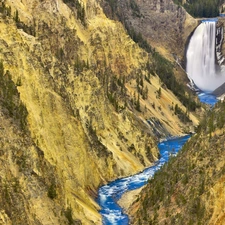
[
  {"x1": 0, "y1": 0, "x2": 198, "y2": 224},
  {"x1": 101, "y1": 0, "x2": 197, "y2": 60}
]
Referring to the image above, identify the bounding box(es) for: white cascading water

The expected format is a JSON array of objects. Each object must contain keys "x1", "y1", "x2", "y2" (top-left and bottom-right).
[{"x1": 186, "y1": 21, "x2": 225, "y2": 92}]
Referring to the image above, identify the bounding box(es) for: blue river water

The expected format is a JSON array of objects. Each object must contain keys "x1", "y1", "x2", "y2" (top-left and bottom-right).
[
  {"x1": 97, "y1": 135, "x2": 191, "y2": 225},
  {"x1": 197, "y1": 92, "x2": 218, "y2": 106},
  {"x1": 97, "y1": 89, "x2": 218, "y2": 224}
]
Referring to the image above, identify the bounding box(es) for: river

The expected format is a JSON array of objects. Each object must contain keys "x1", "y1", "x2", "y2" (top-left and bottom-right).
[
  {"x1": 97, "y1": 135, "x2": 191, "y2": 225},
  {"x1": 97, "y1": 89, "x2": 218, "y2": 225},
  {"x1": 97, "y1": 16, "x2": 221, "y2": 225},
  {"x1": 197, "y1": 92, "x2": 218, "y2": 106}
]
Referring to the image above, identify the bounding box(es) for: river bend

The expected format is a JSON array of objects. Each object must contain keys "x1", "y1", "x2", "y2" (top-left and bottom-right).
[{"x1": 97, "y1": 135, "x2": 191, "y2": 225}]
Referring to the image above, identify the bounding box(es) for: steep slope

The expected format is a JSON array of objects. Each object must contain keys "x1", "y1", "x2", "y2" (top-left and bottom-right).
[
  {"x1": 101, "y1": 0, "x2": 197, "y2": 60},
  {"x1": 101, "y1": 0, "x2": 202, "y2": 115},
  {"x1": 0, "y1": 0, "x2": 199, "y2": 224},
  {"x1": 130, "y1": 100, "x2": 225, "y2": 224}
]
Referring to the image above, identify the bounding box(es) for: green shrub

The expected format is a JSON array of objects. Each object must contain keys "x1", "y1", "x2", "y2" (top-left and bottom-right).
[{"x1": 47, "y1": 183, "x2": 57, "y2": 199}]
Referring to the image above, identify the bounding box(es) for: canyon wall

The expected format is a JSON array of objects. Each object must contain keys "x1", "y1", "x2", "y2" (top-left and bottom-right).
[
  {"x1": 101, "y1": 0, "x2": 197, "y2": 60},
  {"x1": 130, "y1": 98, "x2": 225, "y2": 225},
  {"x1": 0, "y1": 0, "x2": 199, "y2": 224}
]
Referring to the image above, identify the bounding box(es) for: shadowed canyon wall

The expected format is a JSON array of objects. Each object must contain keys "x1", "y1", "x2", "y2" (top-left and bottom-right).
[{"x1": 101, "y1": 0, "x2": 197, "y2": 60}]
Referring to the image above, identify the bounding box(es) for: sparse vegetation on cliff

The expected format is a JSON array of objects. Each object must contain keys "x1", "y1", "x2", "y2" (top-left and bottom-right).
[
  {"x1": 131, "y1": 100, "x2": 225, "y2": 224},
  {"x1": 63, "y1": 0, "x2": 86, "y2": 26},
  {"x1": 0, "y1": 2, "x2": 11, "y2": 17},
  {"x1": 0, "y1": 61, "x2": 28, "y2": 130},
  {"x1": 151, "y1": 51, "x2": 200, "y2": 112},
  {"x1": 0, "y1": 0, "x2": 201, "y2": 224}
]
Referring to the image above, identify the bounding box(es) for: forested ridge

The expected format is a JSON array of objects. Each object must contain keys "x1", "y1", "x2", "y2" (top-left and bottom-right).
[
  {"x1": 173, "y1": 0, "x2": 224, "y2": 17},
  {"x1": 131, "y1": 100, "x2": 225, "y2": 224}
]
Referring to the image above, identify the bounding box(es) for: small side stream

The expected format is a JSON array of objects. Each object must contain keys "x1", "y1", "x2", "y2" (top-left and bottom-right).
[{"x1": 97, "y1": 135, "x2": 191, "y2": 225}]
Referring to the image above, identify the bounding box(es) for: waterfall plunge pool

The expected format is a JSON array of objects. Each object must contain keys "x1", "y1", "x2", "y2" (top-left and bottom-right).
[
  {"x1": 97, "y1": 135, "x2": 191, "y2": 225},
  {"x1": 197, "y1": 92, "x2": 218, "y2": 106}
]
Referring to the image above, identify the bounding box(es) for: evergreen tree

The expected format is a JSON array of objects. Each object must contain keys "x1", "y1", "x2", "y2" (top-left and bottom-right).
[
  {"x1": 136, "y1": 93, "x2": 141, "y2": 112},
  {"x1": 176, "y1": 0, "x2": 223, "y2": 18}
]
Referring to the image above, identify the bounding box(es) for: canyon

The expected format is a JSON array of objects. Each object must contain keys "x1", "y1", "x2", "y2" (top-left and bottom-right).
[{"x1": 1, "y1": 0, "x2": 224, "y2": 224}]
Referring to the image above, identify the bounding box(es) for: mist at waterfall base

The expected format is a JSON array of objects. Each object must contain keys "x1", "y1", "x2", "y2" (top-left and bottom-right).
[
  {"x1": 97, "y1": 135, "x2": 191, "y2": 225},
  {"x1": 186, "y1": 20, "x2": 225, "y2": 105}
]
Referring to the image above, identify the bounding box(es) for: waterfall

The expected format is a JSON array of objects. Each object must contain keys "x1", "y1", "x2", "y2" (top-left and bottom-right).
[{"x1": 186, "y1": 21, "x2": 225, "y2": 92}]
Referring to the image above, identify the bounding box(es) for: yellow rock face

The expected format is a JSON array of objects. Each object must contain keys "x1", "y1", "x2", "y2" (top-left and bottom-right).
[{"x1": 0, "y1": 0, "x2": 198, "y2": 224}]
